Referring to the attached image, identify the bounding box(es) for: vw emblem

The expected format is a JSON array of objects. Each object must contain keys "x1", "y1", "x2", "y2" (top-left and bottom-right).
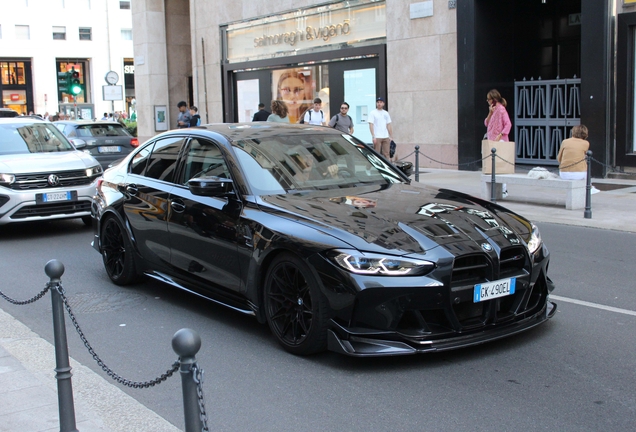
[
  {"x1": 481, "y1": 243, "x2": 493, "y2": 252},
  {"x1": 47, "y1": 174, "x2": 60, "y2": 186}
]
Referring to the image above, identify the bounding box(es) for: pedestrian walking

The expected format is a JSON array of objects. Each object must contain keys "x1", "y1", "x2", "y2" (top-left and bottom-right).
[
  {"x1": 267, "y1": 100, "x2": 291, "y2": 123},
  {"x1": 368, "y1": 97, "x2": 393, "y2": 159},
  {"x1": 176, "y1": 101, "x2": 192, "y2": 128},
  {"x1": 252, "y1": 103, "x2": 271, "y2": 121},
  {"x1": 484, "y1": 89, "x2": 512, "y2": 197},
  {"x1": 302, "y1": 98, "x2": 326, "y2": 126},
  {"x1": 328, "y1": 102, "x2": 354, "y2": 134}
]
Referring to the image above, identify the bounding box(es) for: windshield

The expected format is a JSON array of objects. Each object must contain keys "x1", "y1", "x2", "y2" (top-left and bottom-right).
[
  {"x1": 0, "y1": 123, "x2": 75, "y2": 155},
  {"x1": 232, "y1": 134, "x2": 404, "y2": 195},
  {"x1": 75, "y1": 124, "x2": 130, "y2": 137}
]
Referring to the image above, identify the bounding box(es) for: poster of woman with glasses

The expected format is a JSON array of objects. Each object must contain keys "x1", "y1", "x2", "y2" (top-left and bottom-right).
[{"x1": 273, "y1": 68, "x2": 315, "y2": 124}]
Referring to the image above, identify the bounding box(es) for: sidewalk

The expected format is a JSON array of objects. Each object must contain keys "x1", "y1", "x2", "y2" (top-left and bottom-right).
[
  {"x1": 0, "y1": 307, "x2": 180, "y2": 432},
  {"x1": 2, "y1": 168, "x2": 635, "y2": 432}
]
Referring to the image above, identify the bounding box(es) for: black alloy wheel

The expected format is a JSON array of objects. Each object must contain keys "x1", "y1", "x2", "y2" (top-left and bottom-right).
[
  {"x1": 264, "y1": 253, "x2": 329, "y2": 355},
  {"x1": 101, "y1": 216, "x2": 138, "y2": 285}
]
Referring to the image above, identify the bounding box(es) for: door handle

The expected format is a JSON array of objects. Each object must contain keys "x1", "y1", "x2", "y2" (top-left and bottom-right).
[
  {"x1": 171, "y1": 200, "x2": 186, "y2": 213},
  {"x1": 125, "y1": 184, "x2": 138, "y2": 196}
]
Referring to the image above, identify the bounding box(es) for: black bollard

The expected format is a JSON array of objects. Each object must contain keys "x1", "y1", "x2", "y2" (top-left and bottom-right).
[
  {"x1": 415, "y1": 145, "x2": 420, "y2": 182},
  {"x1": 584, "y1": 150, "x2": 592, "y2": 219},
  {"x1": 173, "y1": 329, "x2": 203, "y2": 432},
  {"x1": 45, "y1": 260, "x2": 78, "y2": 432},
  {"x1": 490, "y1": 148, "x2": 497, "y2": 203}
]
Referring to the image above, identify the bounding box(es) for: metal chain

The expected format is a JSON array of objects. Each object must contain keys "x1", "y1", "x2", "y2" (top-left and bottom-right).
[
  {"x1": 193, "y1": 364, "x2": 210, "y2": 432},
  {"x1": 590, "y1": 155, "x2": 623, "y2": 173},
  {"x1": 418, "y1": 152, "x2": 489, "y2": 168},
  {"x1": 0, "y1": 282, "x2": 51, "y2": 305},
  {"x1": 53, "y1": 282, "x2": 180, "y2": 388}
]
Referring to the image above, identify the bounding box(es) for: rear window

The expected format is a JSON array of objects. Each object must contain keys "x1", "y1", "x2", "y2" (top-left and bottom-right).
[
  {"x1": 76, "y1": 124, "x2": 130, "y2": 137},
  {"x1": 0, "y1": 123, "x2": 75, "y2": 154}
]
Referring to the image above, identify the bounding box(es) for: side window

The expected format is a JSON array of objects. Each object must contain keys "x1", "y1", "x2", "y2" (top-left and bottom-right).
[
  {"x1": 66, "y1": 126, "x2": 77, "y2": 138},
  {"x1": 180, "y1": 138, "x2": 229, "y2": 185},
  {"x1": 143, "y1": 137, "x2": 185, "y2": 183},
  {"x1": 129, "y1": 145, "x2": 152, "y2": 175}
]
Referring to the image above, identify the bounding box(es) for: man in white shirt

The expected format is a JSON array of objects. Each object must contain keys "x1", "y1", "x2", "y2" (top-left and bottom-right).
[
  {"x1": 368, "y1": 97, "x2": 393, "y2": 159},
  {"x1": 303, "y1": 98, "x2": 326, "y2": 126}
]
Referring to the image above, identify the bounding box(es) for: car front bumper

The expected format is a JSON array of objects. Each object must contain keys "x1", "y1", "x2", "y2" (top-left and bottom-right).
[{"x1": 0, "y1": 180, "x2": 97, "y2": 225}]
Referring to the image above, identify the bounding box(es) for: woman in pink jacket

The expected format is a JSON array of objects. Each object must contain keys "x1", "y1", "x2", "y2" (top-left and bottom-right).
[{"x1": 484, "y1": 89, "x2": 511, "y2": 141}]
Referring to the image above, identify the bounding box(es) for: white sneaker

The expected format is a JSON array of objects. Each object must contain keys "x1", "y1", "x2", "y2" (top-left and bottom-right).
[{"x1": 591, "y1": 186, "x2": 600, "y2": 195}]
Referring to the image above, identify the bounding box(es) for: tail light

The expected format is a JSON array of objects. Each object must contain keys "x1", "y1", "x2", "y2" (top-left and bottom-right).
[
  {"x1": 96, "y1": 178, "x2": 104, "y2": 195},
  {"x1": 130, "y1": 138, "x2": 139, "y2": 148}
]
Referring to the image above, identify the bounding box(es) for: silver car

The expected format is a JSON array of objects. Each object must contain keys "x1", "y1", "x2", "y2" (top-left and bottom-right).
[{"x1": 0, "y1": 118, "x2": 102, "y2": 225}]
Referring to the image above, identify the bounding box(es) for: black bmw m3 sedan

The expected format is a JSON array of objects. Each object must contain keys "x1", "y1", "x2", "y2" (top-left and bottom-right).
[{"x1": 91, "y1": 123, "x2": 556, "y2": 356}]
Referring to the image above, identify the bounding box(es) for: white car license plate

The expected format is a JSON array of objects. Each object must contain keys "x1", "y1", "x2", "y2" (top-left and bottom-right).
[
  {"x1": 43, "y1": 191, "x2": 71, "y2": 202},
  {"x1": 98, "y1": 146, "x2": 121, "y2": 153},
  {"x1": 474, "y1": 277, "x2": 516, "y2": 303}
]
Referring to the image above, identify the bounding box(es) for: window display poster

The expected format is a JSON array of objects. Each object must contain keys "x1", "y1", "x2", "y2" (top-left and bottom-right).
[
  {"x1": 272, "y1": 67, "x2": 316, "y2": 124},
  {"x1": 237, "y1": 79, "x2": 260, "y2": 122}
]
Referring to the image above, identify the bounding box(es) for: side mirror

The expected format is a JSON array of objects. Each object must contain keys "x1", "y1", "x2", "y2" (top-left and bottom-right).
[
  {"x1": 70, "y1": 138, "x2": 87, "y2": 149},
  {"x1": 188, "y1": 176, "x2": 234, "y2": 197}
]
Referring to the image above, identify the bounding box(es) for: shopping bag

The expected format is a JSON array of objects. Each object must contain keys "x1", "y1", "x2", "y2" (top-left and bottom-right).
[
  {"x1": 390, "y1": 140, "x2": 396, "y2": 158},
  {"x1": 481, "y1": 140, "x2": 515, "y2": 174}
]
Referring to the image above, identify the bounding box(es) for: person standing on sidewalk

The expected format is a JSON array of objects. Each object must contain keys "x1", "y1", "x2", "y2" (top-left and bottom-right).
[
  {"x1": 176, "y1": 101, "x2": 192, "y2": 128},
  {"x1": 368, "y1": 97, "x2": 393, "y2": 159},
  {"x1": 484, "y1": 89, "x2": 512, "y2": 196},
  {"x1": 328, "y1": 102, "x2": 354, "y2": 134},
  {"x1": 252, "y1": 103, "x2": 271, "y2": 121},
  {"x1": 303, "y1": 98, "x2": 326, "y2": 126}
]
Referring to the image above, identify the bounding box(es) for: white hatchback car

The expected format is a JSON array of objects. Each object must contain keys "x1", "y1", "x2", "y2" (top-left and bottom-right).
[{"x1": 0, "y1": 118, "x2": 102, "y2": 225}]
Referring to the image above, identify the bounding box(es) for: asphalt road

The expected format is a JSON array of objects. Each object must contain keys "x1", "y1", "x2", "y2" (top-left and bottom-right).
[{"x1": 0, "y1": 220, "x2": 635, "y2": 431}]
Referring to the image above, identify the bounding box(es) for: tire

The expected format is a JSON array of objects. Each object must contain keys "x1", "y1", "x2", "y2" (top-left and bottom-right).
[
  {"x1": 81, "y1": 215, "x2": 93, "y2": 227},
  {"x1": 263, "y1": 253, "x2": 330, "y2": 355},
  {"x1": 100, "y1": 216, "x2": 139, "y2": 285}
]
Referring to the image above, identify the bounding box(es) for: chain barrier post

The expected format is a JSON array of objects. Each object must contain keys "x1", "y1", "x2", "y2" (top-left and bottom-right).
[
  {"x1": 490, "y1": 148, "x2": 497, "y2": 203},
  {"x1": 584, "y1": 150, "x2": 593, "y2": 219},
  {"x1": 414, "y1": 145, "x2": 420, "y2": 182},
  {"x1": 45, "y1": 259, "x2": 78, "y2": 432},
  {"x1": 173, "y1": 328, "x2": 204, "y2": 432}
]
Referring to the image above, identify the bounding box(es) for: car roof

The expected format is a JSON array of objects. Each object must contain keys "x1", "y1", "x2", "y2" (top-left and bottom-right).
[
  {"x1": 165, "y1": 123, "x2": 345, "y2": 143},
  {"x1": 0, "y1": 117, "x2": 52, "y2": 124},
  {"x1": 55, "y1": 120, "x2": 124, "y2": 125}
]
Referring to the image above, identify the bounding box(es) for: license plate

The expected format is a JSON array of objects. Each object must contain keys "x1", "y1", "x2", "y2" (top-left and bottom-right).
[
  {"x1": 474, "y1": 277, "x2": 516, "y2": 303},
  {"x1": 36, "y1": 190, "x2": 77, "y2": 204},
  {"x1": 42, "y1": 191, "x2": 71, "y2": 202},
  {"x1": 98, "y1": 146, "x2": 121, "y2": 153}
]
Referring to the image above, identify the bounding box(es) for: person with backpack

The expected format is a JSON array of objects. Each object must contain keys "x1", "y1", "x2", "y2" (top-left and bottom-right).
[
  {"x1": 302, "y1": 98, "x2": 326, "y2": 125},
  {"x1": 328, "y1": 102, "x2": 354, "y2": 134},
  {"x1": 189, "y1": 106, "x2": 201, "y2": 126}
]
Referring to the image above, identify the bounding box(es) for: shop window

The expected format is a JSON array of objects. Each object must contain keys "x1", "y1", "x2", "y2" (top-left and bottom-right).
[
  {"x1": 15, "y1": 25, "x2": 29, "y2": 40},
  {"x1": 120, "y1": 1, "x2": 130, "y2": 10},
  {"x1": 633, "y1": 26, "x2": 636, "y2": 153},
  {"x1": 1, "y1": 62, "x2": 26, "y2": 85},
  {"x1": 0, "y1": 25, "x2": 2, "y2": 39},
  {"x1": 79, "y1": 27, "x2": 92, "y2": 41},
  {"x1": 121, "y1": 29, "x2": 133, "y2": 40},
  {"x1": 53, "y1": 26, "x2": 66, "y2": 40}
]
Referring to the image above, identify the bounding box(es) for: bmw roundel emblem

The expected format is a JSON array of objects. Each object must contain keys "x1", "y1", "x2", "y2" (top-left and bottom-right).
[
  {"x1": 481, "y1": 243, "x2": 492, "y2": 252},
  {"x1": 47, "y1": 174, "x2": 60, "y2": 186}
]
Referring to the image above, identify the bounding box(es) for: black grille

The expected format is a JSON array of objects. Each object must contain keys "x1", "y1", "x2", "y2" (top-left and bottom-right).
[
  {"x1": 450, "y1": 253, "x2": 492, "y2": 287},
  {"x1": 499, "y1": 246, "x2": 527, "y2": 278},
  {"x1": 9, "y1": 170, "x2": 95, "y2": 190},
  {"x1": 11, "y1": 201, "x2": 91, "y2": 219}
]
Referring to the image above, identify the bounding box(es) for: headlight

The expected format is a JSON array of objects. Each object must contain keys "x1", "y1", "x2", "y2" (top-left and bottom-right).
[
  {"x1": 526, "y1": 223, "x2": 542, "y2": 254},
  {"x1": 327, "y1": 250, "x2": 434, "y2": 276},
  {"x1": 86, "y1": 165, "x2": 103, "y2": 177},
  {"x1": 0, "y1": 174, "x2": 15, "y2": 185}
]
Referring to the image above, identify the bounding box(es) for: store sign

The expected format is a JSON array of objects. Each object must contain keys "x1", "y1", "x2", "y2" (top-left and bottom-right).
[
  {"x1": 225, "y1": 1, "x2": 386, "y2": 63},
  {"x1": 10, "y1": 94, "x2": 20, "y2": 101}
]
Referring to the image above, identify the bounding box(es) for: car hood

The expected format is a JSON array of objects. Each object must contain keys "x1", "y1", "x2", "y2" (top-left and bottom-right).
[
  {"x1": 0, "y1": 151, "x2": 98, "y2": 173},
  {"x1": 256, "y1": 183, "x2": 534, "y2": 257}
]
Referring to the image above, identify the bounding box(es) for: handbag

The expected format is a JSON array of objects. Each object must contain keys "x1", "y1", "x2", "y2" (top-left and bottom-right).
[{"x1": 390, "y1": 140, "x2": 396, "y2": 158}]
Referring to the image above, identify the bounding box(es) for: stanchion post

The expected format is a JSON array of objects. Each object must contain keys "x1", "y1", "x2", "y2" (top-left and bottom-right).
[
  {"x1": 414, "y1": 145, "x2": 420, "y2": 182},
  {"x1": 490, "y1": 148, "x2": 497, "y2": 203},
  {"x1": 584, "y1": 150, "x2": 592, "y2": 219},
  {"x1": 45, "y1": 259, "x2": 78, "y2": 432},
  {"x1": 173, "y1": 329, "x2": 203, "y2": 432}
]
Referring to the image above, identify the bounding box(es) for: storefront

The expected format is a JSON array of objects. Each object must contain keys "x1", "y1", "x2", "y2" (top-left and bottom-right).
[
  {"x1": 617, "y1": 6, "x2": 636, "y2": 169},
  {"x1": 0, "y1": 60, "x2": 33, "y2": 115},
  {"x1": 221, "y1": 1, "x2": 387, "y2": 143}
]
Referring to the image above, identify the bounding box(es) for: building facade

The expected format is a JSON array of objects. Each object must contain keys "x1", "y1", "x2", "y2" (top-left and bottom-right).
[
  {"x1": 131, "y1": 0, "x2": 636, "y2": 175},
  {"x1": 0, "y1": 0, "x2": 136, "y2": 119}
]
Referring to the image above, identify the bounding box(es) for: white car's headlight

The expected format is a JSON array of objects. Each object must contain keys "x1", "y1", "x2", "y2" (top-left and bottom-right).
[
  {"x1": 86, "y1": 165, "x2": 103, "y2": 177},
  {"x1": 328, "y1": 250, "x2": 434, "y2": 276},
  {"x1": 526, "y1": 223, "x2": 542, "y2": 254},
  {"x1": 0, "y1": 173, "x2": 15, "y2": 185}
]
